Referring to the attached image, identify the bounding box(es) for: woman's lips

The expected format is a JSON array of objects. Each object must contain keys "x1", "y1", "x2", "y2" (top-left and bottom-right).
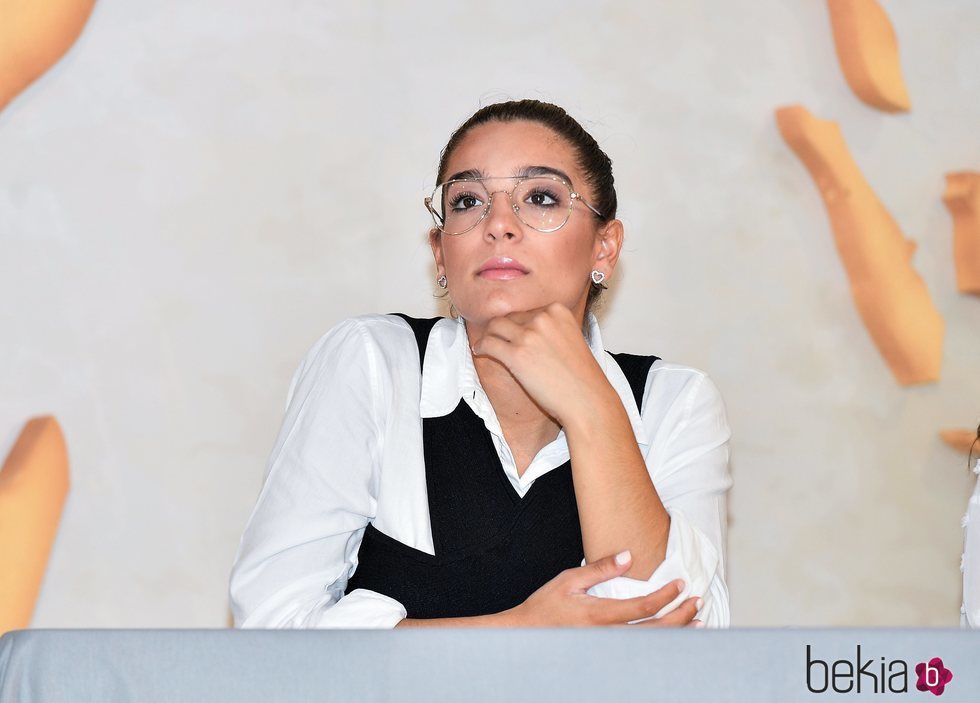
[
  {"x1": 479, "y1": 268, "x2": 527, "y2": 280},
  {"x1": 477, "y1": 257, "x2": 528, "y2": 280}
]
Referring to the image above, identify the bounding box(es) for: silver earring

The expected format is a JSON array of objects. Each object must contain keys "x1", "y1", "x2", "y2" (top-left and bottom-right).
[
  {"x1": 590, "y1": 270, "x2": 606, "y2": 287},
  {"x1": 437, "y1": 274, "x2": 448, "y2": 289}
]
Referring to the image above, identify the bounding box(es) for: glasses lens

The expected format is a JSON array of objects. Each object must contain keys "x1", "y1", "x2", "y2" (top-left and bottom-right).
[
  {"x1": 513, "y1": 178, "x2": 572, "y2": 232},
  {"x1": 433, "y1": 180, "x2": 490, "y2": 234}
]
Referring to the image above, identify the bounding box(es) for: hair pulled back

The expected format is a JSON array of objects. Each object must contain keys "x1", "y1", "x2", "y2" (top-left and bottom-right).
[{"x1": 970, "y1": 422, "x2": 980, "y2": 470}]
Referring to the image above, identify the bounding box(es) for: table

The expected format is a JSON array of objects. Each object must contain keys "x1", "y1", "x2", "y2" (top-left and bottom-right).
[{"x1": 1, "y1": 628, "x2": 977, "y2": 702}]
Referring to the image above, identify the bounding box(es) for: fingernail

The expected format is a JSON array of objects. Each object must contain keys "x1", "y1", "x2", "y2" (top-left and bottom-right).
[
  {"x1": 674, "y1": 579, "x2": 685, "y2": 593},
  {"x1": 695, "y1": 598, "x2": 703, "y2": 611},
  {"x1": 693, "y1": 620, "x2": 705, "y2": 629},
  {"x1": 614, "y1": 550, "x2": 632, "y2": 565}
]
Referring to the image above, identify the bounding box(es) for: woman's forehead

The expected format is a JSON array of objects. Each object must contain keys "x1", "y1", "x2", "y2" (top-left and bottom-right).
[{"x1": 445, "y1": 121, "x2": 582, "y2": 182}]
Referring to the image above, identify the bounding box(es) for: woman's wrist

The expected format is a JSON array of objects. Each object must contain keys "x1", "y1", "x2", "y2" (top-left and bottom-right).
[{"x1": 560, "y1": 381, "x2": 627, "y2": 438}]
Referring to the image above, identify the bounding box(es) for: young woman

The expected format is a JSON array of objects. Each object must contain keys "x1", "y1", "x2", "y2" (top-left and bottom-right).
[
  {"x1": 229, "y1": 100, "x2": 733, "y2": 628},
  {"x1": 962, "y1": 424, "x2": 980, "y2": 628}
]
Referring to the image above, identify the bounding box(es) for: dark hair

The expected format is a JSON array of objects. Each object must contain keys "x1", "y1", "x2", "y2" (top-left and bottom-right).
[
  {"x1": 434, "y1": 99, "x2": 618, "y2": 316},
  {"x1": 970, "y1": 422, "x2": 980, "y2": 471}
]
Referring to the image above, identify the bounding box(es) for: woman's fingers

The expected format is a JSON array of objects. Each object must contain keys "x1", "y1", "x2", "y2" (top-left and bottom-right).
[
  {"x1": 470, "y1": 334, "x2": 508, "y2": 361},
  {"x1": 563, "y1": 553, "x2": 698, "y2": 626},
  {"x1": 585, "y1": 580, "x2": 687, "y2": 625},
  {"x1": 629, "y1": 596, "x2": 701, "y2": 628},
  {"x1": 513, "y1": 550, "x2": 705, "y2": 628},
  {"x1": 471, "y1": 308, "x2": 554, "y2": 354},
  {"x1": 564, "y1": 551, "x2": 634, "y2": 592},
  {"x1": 482, "y1": 315, "x2": 526, "y2": 343}
]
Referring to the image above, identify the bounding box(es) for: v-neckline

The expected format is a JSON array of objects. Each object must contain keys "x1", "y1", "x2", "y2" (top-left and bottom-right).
[{"x1": 480, "y1": 415, "x2": 571, "y2": 507}]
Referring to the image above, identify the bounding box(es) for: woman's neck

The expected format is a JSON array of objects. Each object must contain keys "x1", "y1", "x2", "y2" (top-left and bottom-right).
[{"x1": 473, "y1": 353, "x2": 561, "y2": 477}]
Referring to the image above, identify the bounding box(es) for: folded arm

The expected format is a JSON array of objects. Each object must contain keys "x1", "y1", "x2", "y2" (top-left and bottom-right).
[
  {"x1": 575, "y1": 368, "x2": 733, "y2": 627},
  {"x1": 229, "y1": 319, "x2": 404, "y2": 628}
]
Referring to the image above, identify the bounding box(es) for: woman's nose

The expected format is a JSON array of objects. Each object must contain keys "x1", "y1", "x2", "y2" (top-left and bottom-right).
[{"x1": 482, "y1": 191, "x2": 523, "y2": 241}]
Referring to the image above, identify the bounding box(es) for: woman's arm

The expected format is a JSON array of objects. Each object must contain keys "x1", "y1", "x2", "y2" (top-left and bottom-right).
[
  {"x1": 395, "y1": 554, "x2": 701, "y2": 627},
  {"x1": 229, "y1": 318, "x2": 396, "y2": 628},
  {"x1": 578, "y1": 366, "x2": 733, "y2": 626},
  {"x1": 396, "y1": 612, "x2": 513, "y2": 627},
  {"x1": 562, "y1": 385, "x2": 670, "y2": 580},
  {"x1": 470, "y1": 305, "x2": 670, "y2": 578},
  {"x1": 471, "y1": 305, "x2": 732, "y2": 625}
]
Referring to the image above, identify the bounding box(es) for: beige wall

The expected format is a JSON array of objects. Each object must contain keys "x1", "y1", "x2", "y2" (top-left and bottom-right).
[{"x1": 1, "y1": 0, "x2": 978, "y2": 627}]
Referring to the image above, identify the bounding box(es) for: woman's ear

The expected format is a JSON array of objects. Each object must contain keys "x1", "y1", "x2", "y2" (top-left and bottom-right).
[
  {"x1": 428, "y1": 228, "x2": 445, "y2": 275},
  {"x1": 594, "y1": 219, "x2": 624, "y2": 270}
]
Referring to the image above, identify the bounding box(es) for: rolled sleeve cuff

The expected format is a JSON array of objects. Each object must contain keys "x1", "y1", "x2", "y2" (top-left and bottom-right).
[
  {"x1": 583, "y1": 507, "x2": 730, "y2": 627},
  {"x1": 314, "y1": 589, "x2": 408, "y2": 628}
]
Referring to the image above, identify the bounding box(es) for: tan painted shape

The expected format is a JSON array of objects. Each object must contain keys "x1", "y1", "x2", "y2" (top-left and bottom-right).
[
  {"x1": 0, "y1": 0, "x2": 96, "y2": 111},
  {"x1": 776, "y1": 105, "x2": 944, "y2": 386},
  {"x1": 943, "y1": 172, "x2": 980, "y2": 295},
  {"x1": 941, "y1": 428, "x2": 980, "y2": 455},
  {"x1": 0, "y1": 416, "x2": 70, "y2": 635},
  {"x1": 826, "y1": 0, "x2": 911, "y2": 113}
]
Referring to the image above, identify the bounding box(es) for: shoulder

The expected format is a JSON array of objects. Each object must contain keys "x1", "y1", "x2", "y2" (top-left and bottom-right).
[
  {"x1": 311, "y1": 313, "x2": 414, "y2": 349},
  {"x1": 604, "y1": 353, "x2": 722, "y2": 405},
  {"x1": 285, "y1": 315, "x2": 413, "y2": 396},
  {"x1": 605, "y1": 354, "x2": 728, "y2": 430},
  {"x1": 293, "y1": 313, "x2": 448, "y2": 397},
  {"x1": 302, "y1": 314, "x2": 422, "y2": 368},
  {"x1": 646, "y1": 359, "x2": 719, "y2": 401},
  {"x1": 642, "y1": 359, "x2": 730, "y2": 443}
]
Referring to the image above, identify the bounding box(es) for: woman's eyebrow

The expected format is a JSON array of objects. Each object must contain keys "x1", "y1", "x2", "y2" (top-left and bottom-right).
[
  {"x1": 446, "y1": 168, "x2": 484, "y2": 182},
  {"x1": 515, "y1": 165, "x2": 574, "y2": 185},
  {"x1": 444, "y1": 165, "x2": 575, "y2": 185}
]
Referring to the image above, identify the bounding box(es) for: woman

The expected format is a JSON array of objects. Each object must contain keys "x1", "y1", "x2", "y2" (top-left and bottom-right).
[
  {"x1": 229, "y1": 100, "x2": 733, "y2": 628},
  {"x1": 962, "y1": 423, "x2": 980, "y2": 628}
]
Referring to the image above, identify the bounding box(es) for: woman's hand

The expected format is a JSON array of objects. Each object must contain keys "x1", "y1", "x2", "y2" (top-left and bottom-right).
[
  {"x1": 502, "y1": 550, "x2": 703, "y2": 628},
  {"x1": 470, "y1": 303, "x2": 614, "y2": 428}
]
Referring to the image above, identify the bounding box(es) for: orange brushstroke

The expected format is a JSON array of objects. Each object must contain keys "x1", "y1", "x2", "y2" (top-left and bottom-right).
[
  {"x1": 943, "y1": 172, "x2": 980, "y2": 295},
  {"x1": 0, "y1": 417, "x2": 70, "y2": 634},
  {"x1": 776, "y1": 104, "x2": 943, "y2": 385},
  {"x1": 940, "y1": 429, "x2": 980, "y2": 456},
  {"x1": 0, "y1": 0, "x2": 96, "y2": 111},
  {"x1": 826, "y1": 0, "x2": 911, "y2": 113}
]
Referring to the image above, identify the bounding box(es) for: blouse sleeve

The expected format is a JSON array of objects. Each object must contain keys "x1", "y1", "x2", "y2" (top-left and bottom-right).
[
  {"x1": 584, "y1": 370, "x2": 733, "y2": 627},
  {"x1": 961, "y1": 459, "x2": 980, "y2": 628},
  {"x1": 228, "y1": 318, "x2": 406, "y2": 628}
]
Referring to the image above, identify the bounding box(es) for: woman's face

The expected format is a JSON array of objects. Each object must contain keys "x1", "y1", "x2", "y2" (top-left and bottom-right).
[{"x1": 430, "y1": 120, "x2": 622, "y2": 329}]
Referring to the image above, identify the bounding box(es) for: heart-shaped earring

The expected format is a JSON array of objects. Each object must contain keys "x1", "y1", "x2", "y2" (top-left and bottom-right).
[{"x1": 590, "y1": 270, "x2": 606, "y2": 286}]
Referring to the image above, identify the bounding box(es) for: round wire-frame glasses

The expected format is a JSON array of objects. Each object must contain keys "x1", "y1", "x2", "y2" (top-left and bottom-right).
[{"x1": 424, "y1": 175, "x2": 604, "y2": 236}]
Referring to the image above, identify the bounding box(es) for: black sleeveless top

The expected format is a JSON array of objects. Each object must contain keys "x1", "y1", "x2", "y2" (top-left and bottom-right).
[{"x1": 343, "y1": 313, "x2": 659, "y2": 619}]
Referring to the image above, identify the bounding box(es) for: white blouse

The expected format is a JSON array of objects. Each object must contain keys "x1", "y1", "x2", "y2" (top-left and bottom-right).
[
  {"x1": 962, "y1": 458, "x2": 980, "y2": 628},
  {"x1": 229, "y1": 313, "x2": 734, "y2": 628}
]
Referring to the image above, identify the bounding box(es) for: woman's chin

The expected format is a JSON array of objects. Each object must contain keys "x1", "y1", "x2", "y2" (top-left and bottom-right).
[{"x1": 458, "y1": 297, "x2": 531, "y2": 323}]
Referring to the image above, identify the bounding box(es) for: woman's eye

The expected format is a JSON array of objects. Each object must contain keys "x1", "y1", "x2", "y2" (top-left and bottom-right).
[
  {"x1": 526, "y1": 189, "x2": 560, "y2": 207},
  {"x1": 449, "y1": 192, "x2": 484, "y2": 210}
]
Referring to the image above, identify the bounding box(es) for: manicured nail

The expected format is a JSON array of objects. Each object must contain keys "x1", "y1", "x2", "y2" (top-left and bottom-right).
[
  {"x1": 615, "y1": 550, "x2": 632, "y2": 565},
  {"x1": 695, "y1": 598, "x2": 704, "y2": 611},
  {"x1": 674, "y1": 579, "x2": 686, "y2": 593},
  {"x1": 693, "y1": 620, "x2": 705, "y2": 629}
]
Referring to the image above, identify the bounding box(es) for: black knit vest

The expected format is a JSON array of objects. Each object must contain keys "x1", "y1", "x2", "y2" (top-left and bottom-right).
[{"x1": 343, "y1": 313, "x2": 659, "y2": 619}]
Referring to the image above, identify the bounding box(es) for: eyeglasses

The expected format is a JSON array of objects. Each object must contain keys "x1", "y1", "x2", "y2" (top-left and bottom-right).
[{"x1": 424, "y1": 175, "x2": 604, "y2": 236}]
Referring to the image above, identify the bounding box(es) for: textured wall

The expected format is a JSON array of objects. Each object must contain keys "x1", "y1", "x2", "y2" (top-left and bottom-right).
[{"x1": 1, "y1": 0, "x2": 978, "y2": 627}]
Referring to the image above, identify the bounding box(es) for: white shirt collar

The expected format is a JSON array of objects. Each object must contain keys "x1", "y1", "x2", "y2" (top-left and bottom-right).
[{"x1": 419, "y1": 313, "x2": 649, "y2": 448}]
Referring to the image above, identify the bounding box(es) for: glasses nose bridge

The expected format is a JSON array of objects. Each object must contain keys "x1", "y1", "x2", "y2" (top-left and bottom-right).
[{"x1": 483, "y1": 182, "x2": 521, "y2": 215}]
